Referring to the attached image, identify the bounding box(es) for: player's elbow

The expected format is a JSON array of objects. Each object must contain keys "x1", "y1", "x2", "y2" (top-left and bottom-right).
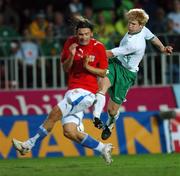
[
  {"x1": 99, "y1": 69, "x2": 108, "y2": 78},
  {"x1": 100, "y1": 73, "x2": 106, "y2": 78},
  {"x1": 63, "y1": 65, "x2": 70, "y2": 72},
  {"x1": 106, "y1": 50, "x2": 114, "y2": 58}
]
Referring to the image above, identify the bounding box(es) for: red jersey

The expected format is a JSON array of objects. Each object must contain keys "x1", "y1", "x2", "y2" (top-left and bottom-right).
[{"x1": 61, "y1": 36, "x2": 108, "y2": 93}]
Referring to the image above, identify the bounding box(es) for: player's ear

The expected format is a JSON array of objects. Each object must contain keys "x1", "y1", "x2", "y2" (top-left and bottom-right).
[
  {"x1": 90, "y1": 32, "x2": 93, "y2": 37},
  {"x1": 140, "y1": 24, "x2": 143, "y2": 29}
]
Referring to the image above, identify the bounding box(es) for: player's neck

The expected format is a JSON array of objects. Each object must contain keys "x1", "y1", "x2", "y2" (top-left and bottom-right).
[{"x1": 128, "y1": 29, "x2": 142, "y2": 35}]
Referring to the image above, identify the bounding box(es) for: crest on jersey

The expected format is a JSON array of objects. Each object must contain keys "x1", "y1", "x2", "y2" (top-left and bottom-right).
[{"x1": 89, "y1": 55, "x2": 95, "y2": 61}]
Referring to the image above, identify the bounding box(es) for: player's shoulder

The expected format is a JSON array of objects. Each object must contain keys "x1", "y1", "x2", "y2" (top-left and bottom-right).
[
  {"x1": 64, "y1": 36, "x2": 77, "y2": 46},
  {"x1": 142, "y1": 26, "x2": 152, "y2": 33},
  {"x1": 91, "y1": 38, "x2": 105, "y2": 48},
  {"x1": 66, "y1": 36, "x2": 76, "y2": 42}
]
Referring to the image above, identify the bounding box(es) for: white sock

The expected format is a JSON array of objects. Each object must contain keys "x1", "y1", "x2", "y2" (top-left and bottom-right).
[
  {"x1": 23, "y1": 134, "x2": 40, "y2": 149},
  {"x1": 24, "y1": 125, "x2": 48, "y2": 149},
  {"x1": 29, "y1": 134, "x2": 40, "y2": 146},
  {"x1": 23, "y1": 138, "x2": 36, "y2": 149},
  {"x1": 94, "y1": 142, "x2": 105, "y2": 152},
  {"x1": 93, "y1": 92, "x2": 106, "y2": 119}
]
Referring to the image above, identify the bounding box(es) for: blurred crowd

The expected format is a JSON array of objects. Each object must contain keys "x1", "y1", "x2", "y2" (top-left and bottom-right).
[
  {"x1": 0, "y1": 0, "x2": 180, "y2": 88},
  {"x1": 0, "y1": 0, "x2": 180, "y2": 57}
]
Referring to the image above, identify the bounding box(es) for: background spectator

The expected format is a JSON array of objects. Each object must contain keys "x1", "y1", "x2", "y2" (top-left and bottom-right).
[
  {"x1": 0, "y1": 0, "x2": 180, "y2": 88},
  {"x1": 167, "y1": 0, "x2": 180, "y2": 34},
  {"x1": 165, "y1": 18, "x2": 178, "y2": 34},
  {"x1": 45, "y1": 3, "x2": 55, "y2": 22},
  {"x1": 0, "y1": 13, "x2": 19, "y2": 57},
  {"x1": 67, "y1": 0, "x2": 83, "y2": 16},
  {"x1": 94, "y1": 11, "x2": 116, "y2": 49},
  {"x1": 53, "y1": 11, "x2": 69, "y2": 39},
  {"x1": 0, "y1": 0, "x2": 20, "y2": 32},
  {"x1": 83, "y1": 6, "x2": 94, "y2": 22},
  {"x1": 16, "y1": 28, "x2": 40, "y2": 88},
  {"x1": 29, "y1": 11, "x2": 49, "y2": 42},
  {"x1": 151, "y1": 7, "x2": 166, "y2": 34}
]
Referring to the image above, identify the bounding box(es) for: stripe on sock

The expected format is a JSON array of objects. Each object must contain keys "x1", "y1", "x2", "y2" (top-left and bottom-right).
[
  {"x1": 81, "y1": 134, "x2": 99, "y2": 149},
  {"x1": 37, "y1": 125, "x2": 48, "y2": 140}
]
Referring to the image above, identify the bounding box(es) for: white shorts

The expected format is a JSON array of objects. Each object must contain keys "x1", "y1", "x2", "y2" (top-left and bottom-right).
[
  {"x1": 61, "y1": 111, "x2": 84, "y2": 131},
  {"x1": 58, "y1": 88, "x2": 95, "y2": 117},
  {"x1": 58, "y1": 88, "x2": 95, "y2": 131}
]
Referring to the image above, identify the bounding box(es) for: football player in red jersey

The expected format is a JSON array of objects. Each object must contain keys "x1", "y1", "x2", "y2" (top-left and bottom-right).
[{"x1": 12, "y1": 16, "x2": 113, "y2": 164}]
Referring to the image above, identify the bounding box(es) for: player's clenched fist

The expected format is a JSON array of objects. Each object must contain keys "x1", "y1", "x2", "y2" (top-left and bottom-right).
[
  {"x1": 163, "y1": 46, "x2": 173, "y2": 55},
  {"x1": 69, "y1": 43, "x2": 78, "y2": 57},
  {"x1": 83, "y1": 55, "x2": 94, "y2": 68}
]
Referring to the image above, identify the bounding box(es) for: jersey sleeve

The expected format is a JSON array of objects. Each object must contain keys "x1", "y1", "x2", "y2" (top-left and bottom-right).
[
  {"x1": 60, "y1": 38, "x2": 71, "y2": 63},
  {"x1": 111, "y1": 42, "x2": 136, "y2": 56},
  {"x1": 96, "y1": 43, "x2": 108, "y2": 69},
  {"x1": 143, "y1": 26, "x2": 155, "y2": 40}
]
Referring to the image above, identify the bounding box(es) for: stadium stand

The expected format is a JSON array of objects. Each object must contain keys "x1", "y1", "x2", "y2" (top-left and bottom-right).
[{"x1": 0, "y1": 0, "x2": 180, "y2": 89}]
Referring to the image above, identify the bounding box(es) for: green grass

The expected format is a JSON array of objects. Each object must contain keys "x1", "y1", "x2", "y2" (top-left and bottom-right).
[{"x1": 0, "y1": 154, "x2": 180, "y2": 176}]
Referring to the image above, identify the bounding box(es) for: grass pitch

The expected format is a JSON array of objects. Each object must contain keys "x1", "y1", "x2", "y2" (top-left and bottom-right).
[{"x1": 0, "y1": 154, "x2": 180, "y2": 176}]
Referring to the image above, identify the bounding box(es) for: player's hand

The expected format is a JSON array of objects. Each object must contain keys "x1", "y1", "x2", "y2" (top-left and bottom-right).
[
  {"x1": 83, "y1": 55, "x2": 94, "y2": 68},
  {"x1": 163, "y1": 46, "x2": 173, "y2": 55},
  {"x1": 69, "y1": 43, "x2": 78, "y2": 57}
]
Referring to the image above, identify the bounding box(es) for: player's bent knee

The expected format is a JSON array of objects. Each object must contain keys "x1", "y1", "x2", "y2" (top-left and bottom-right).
[
  {"x1": 63, "y1": 128, "x2": 77, "y2": 140},
  {"x1": 108, "y1": 109, "x2": 117, "y2": 117}
]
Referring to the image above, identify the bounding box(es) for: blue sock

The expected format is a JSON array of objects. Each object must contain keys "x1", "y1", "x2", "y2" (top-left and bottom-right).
[
  {"x1": 36, "y1": 125, "x2": 48, "y2": 140},
  {"x1": 80, "y1": 134, "x2": 99, "y2": 149},
  {"x1": 30, "y1": 125, "x2": 48, "y2": 145}
]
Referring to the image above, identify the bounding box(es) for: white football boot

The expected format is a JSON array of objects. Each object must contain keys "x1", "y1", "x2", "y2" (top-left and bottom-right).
[
  {"x1": 12, "y1": 138, "x2": 33, "y2": 155},
  {"x1": 101, "y1": 143, "x2": 113, "y2": 165}
]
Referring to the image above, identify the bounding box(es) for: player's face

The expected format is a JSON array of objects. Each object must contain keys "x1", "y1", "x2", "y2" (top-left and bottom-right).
[
  {"x1": 128, "y1": 20, "x2": 143, "y2": 34},
  {"x1": 76, "y1": 28, "x2": 93, "y2": 45}
]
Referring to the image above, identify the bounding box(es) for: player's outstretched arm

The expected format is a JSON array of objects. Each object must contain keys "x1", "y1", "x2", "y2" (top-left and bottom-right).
[
  {"x1": 106, "y1": 50, "x2": 114, "y2": 58},
  {"x1": 151, "y1": 37, "x2": 173, "y2": 55}
]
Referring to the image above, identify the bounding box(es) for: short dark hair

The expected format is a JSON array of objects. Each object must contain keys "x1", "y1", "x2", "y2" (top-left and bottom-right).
[
  {"x1": 73, "y1": 16, "x2": 94, "y2": 31},
  {"x1": 76, "y1": 19, "x2": 94, "y2": 31}
]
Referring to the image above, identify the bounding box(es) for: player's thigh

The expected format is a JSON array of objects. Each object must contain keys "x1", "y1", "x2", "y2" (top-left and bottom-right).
[
  {"x1": 63, "y1": 122, "x2": 78, "y2": 138},
  {"x1": 108, "y1": 84, "x2": 128, "y2": 104},
  {"x1": 108, "y1": 64, "x2": 136, "y2": 104},
  {"x1": 106, "y1": 59, "x2": 116, "y2": 86},
  {"x1": 63, "y1": 119, "x2": 85, "y2": 141},
  {"x1": 62, "y1": 111, "x2": 84, "y2": 132},
  {"x1": 98, "y1": 77, "x2": 111, "y2": 93}
]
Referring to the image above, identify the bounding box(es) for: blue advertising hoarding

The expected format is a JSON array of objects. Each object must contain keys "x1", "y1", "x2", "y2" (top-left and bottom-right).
[{"x1": 0, "y1": 112, "x2": 167, "y2": 159}]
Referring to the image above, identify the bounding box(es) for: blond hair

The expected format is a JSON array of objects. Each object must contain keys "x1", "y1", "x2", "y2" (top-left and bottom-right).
[{"x1": 126, "y1": 8, "x2": 149, "y2": 26}]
